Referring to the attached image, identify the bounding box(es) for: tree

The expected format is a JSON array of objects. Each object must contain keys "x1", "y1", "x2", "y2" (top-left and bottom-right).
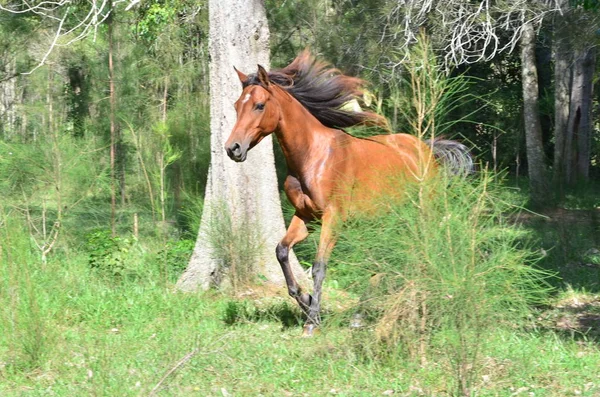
[
  {"x1": 520, "y1": 21, "x2": 549, "y2": 205},
  {"x1": 552, "y1": 12, "x2": 571, "y2": 195},
  {"x1": 108, "y1": 0, "x2": 118, "y2": 236},
  {"x1": 552, "y1": 3, "x2": 599, "y2": 192},
  {"x1": 176, "y1": 0, "x2": 307, "y2": 292},
  {"x1": 374, "y1": 1, "x2": 563, "y2": 203}
]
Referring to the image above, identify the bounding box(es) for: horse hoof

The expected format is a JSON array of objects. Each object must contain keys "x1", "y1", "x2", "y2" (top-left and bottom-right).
[{"x1": 302, "y1": 324, "x2": 320, "y2": 337}]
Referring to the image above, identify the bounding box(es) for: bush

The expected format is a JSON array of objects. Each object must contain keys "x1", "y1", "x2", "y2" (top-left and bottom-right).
[
  {"x1": 157, "y1": 238, "x2": 195, "y2": 281},
  {"x1": 85, "y1": 230, "x2": 138, "y2": 279},
  {"x1": 206, "y1": 202, "x2": 262, "y2": 291},
  {"x1": 329, "y1": 171, "x2": 552, "y2": 395}
]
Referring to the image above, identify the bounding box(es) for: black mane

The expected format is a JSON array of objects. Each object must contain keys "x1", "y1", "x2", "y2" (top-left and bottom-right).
[{"x1": 244, "y1": 51, "x2": 387, "y2": 130}]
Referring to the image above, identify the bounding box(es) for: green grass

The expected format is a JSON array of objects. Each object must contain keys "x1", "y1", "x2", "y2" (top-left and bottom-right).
[
  {"x1": 1, "y1": 247, "x2": 600, "y2": 396},
  {"x1": 3, "y1": 177, "x2": 600, "y2": 396}
]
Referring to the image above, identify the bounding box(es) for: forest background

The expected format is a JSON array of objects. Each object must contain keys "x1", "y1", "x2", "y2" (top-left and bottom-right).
[{"x1": 1, "y1": 0, "x2": 600, "y2": 395}]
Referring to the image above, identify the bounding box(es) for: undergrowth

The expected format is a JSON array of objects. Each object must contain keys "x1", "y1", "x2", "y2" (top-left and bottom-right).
[{"x1": 326, "y1": 171, "x2": 553, "y2": 396}]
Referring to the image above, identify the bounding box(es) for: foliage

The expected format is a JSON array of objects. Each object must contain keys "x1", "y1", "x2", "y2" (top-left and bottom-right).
[
  {"x1": 328, "y1": 171, "x2": 552, "y2": 395},
  {"x1": 86, "y1": 230, "x2": 139, "y2": 279},
  {"x1": 157, "y1": 238, "x2": 195, "y2": 279},
  {"x1": 206, "y1": 203, "x2": 263, "y2": 291}
]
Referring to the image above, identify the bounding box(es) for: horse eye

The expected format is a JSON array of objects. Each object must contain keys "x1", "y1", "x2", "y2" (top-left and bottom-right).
[{"x1": 255, "y1": 103, "x2": 265, "y2": 111}]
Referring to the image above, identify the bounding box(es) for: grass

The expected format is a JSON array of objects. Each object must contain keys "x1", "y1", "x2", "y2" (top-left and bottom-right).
[
  {"x1": 2, "y1": 177, "x2": 600, "y2": 396},
  {"x1": 1, "y1": 248, "x2": 600, "y2": 396}
]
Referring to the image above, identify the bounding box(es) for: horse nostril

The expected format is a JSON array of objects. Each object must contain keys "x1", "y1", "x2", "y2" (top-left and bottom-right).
[{"x1": 231, "y1": 142, "x2": 241, "y2": 155}]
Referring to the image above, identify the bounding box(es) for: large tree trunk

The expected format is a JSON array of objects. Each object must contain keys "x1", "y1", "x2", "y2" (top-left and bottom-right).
[
  {"x1": 177, "y1": 0, "x2": 306, "y2": 292},
  {"x1": 575, "y1": 47, "x2": 596, "y2": 180},
  {"x1": 520, "y1": 22, "x2": 549, "y2": 206},
  {"x1": 552, "y1": 17, "x2": 572, "y2": 197}
]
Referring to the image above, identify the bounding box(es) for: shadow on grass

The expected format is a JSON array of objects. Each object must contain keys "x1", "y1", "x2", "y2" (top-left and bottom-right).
[
  {"x1": 535, "y1": 295, "x2": 600, "y2": 343},
  {"x1": 221, "y1": 298, "x2": 305, "y2": 329},
  {"x1": 516, "y1": 208, "x2": 600, "y2": 293}
]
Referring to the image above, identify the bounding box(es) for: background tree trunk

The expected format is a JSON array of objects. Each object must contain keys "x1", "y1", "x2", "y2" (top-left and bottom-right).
[
  {"x1": 520, "y1": 21, "x2": 549, "y2": 206},
  {"x1": 0, "y1": 58, "x2": 17, "y2": 140},
  {"x1": 565, "y1": 48, "x2": 585, "y2": 185},
  {"x1": 552, "y1": 16, "x2": 572, "y2": 198},
  {"x1": 576, "y1": 47, "x2": 596, "y2": 181},
  {"x1": 176, "y1": 0, "x2": 307, "y2": 292}
]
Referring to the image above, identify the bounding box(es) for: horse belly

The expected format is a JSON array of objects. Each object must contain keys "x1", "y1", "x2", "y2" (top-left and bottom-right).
[{"x1": 332, "y1": 142, "x2": 428, "y2": 213}]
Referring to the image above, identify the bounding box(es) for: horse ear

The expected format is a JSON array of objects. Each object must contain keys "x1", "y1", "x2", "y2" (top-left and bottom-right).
[
  {"x1": 257, "y1": 64, "x2": 270, "y2": 87},
  {"x1": 234, "y1": 66, "x2": 248, "y2": 84}
]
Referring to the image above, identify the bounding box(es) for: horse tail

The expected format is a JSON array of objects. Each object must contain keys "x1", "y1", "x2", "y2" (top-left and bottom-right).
[{"x1": 425, "y1": 138, "x2": 474, "y2": 176}]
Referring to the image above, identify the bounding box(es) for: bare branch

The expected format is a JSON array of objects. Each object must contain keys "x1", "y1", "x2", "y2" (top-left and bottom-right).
[
  {"x1": 384, "y1": 0, "x2": 568, "y2": 68},
  {"x1": 20, "y1": 7, "x2": 69, "y2": 76},
  {"x1": 1, "y1": 0, "x2": 129, "y2": 75}
]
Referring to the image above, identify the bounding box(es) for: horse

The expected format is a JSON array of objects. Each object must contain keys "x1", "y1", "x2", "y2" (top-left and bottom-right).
[{"x1": 224, "y1": 51, "x2": 473, "y2": 336}]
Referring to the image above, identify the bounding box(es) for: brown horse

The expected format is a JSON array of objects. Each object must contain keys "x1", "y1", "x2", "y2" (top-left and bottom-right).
[{"x1": 225, "y1": 51, "x2": 472, "y2": 336}]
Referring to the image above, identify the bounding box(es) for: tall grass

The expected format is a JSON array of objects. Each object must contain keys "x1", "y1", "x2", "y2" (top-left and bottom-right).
[
  {"x1": 0, "y1": 207, "x2": 57, "y2": 372},
  {"x1": 330, "y1": 172, "x2": 551, "y2": 395},
  {"x1": 206, "y1": 202, "x2": 263, "y2": 292},
  {"x1": 325, "y1": 34, "x2": 552, "y2": 396}
]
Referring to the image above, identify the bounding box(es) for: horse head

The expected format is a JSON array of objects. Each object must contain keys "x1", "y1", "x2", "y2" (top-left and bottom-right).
[{"x1": 225, "y1": 65, "x2": 280, "y2": 162}]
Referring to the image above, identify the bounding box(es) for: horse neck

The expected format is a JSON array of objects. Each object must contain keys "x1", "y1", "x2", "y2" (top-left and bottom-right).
[{"x1": 272, "y1": 88, "x2": 335, "y2": 174}]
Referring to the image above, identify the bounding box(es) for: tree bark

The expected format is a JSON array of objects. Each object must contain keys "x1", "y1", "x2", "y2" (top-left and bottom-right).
[
  {"x1": 520, "y1": 22, "x2": 549, "y2": 206},
  {"x1": 576, "y1": 47, "x2": 596, "y2": 180},
  {"x1": 176, "y1": 0, "x2": 307, "y2": 292},
  {"x1": 552, "y1": 17, "x2": 572, "y2": 196},
  {"x1": 565, "y1": 48, "x2": 584, "y2": 185},
  {"x1": 108, "y1": 1, "x2": 117, "y2": 236},
  {"x1": 0, "y1": 57, "x2": 17, "y2": 140}
]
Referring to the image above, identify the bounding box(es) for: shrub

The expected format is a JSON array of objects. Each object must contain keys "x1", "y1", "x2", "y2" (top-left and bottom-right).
[
  {"x1": 329, "y1": 171, "x2": 552, "y2": 396},
  {"x1": 157, "y1": 238, "x2": 195, "y2": 281},
  {"x1": 221, "y1": 298, "x2": 303, "y2": 328},
  {"x1": 85, "y1": 230, "x2": 137, "y2": 279},
  {"x1": 206, "y1": 203, "x2": 262, "y2": 291}
]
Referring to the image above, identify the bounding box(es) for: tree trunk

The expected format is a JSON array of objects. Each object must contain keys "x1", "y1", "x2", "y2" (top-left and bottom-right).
[
  {"x1": 520, "y1": 22, "x2": 549, "y2": 206},
  {"x1": 565, "y1": 48, "x2": 585, "y2": 185},
  {"x1": 67, "y1": 65, "x2": 88, "y2": 138},
  {"x1": 552, "y1": 17, "x2": 572, "y2": 197},
  {"x1": 176, "y1": 0, "x2": 307, "y2": 292},
  {"x1": 0, "y1": 57, "x2": 17, "y2": 140},
  {"x1": 576, "y1": 47, "x2": 596, "y2": 180},
  {"x1": 108, "y1": 2, "x2": 117, "y2": 236}
]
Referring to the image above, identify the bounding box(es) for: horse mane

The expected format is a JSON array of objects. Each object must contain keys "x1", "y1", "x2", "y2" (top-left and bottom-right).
[{"x1": 244, "y1": 50, "x2": 389, "y2": 131}]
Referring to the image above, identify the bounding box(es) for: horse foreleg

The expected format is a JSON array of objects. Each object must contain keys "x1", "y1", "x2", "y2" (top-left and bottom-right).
[
  {"x1": 276, "y1": 214, "x2": 312, "y2": 314},
  {"x1": 304, "y1": 209, "x2": 337, "y2": 336}
]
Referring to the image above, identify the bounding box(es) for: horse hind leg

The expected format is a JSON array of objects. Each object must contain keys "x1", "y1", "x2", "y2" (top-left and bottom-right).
[
  {"x1": 303, "y1": 209, "x2": 337, "y2": 337},
  {"x1": 276, "y1": 215, "x2": 312, "y2": 315},
  {"x1": 303, "y1": 258, "x2": 326, "y2": 336}
]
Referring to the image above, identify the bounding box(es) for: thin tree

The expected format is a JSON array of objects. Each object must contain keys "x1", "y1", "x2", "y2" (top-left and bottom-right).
[
  {"x1": 108, "y1": 0, "x2": 117, "y2": 236},
  {"x1": 176, "y1": 0, "x2": 307, "y2": 291}
]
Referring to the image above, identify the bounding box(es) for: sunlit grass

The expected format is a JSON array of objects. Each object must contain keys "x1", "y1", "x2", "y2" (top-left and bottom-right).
[{"x1": 1, "y1": 238, "x2": 599, "y2": 397}]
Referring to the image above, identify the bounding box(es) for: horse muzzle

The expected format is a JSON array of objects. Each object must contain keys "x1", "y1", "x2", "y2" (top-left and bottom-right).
[{"x1": 225, "y1": 141, "x2": 249, "y2": 162}]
